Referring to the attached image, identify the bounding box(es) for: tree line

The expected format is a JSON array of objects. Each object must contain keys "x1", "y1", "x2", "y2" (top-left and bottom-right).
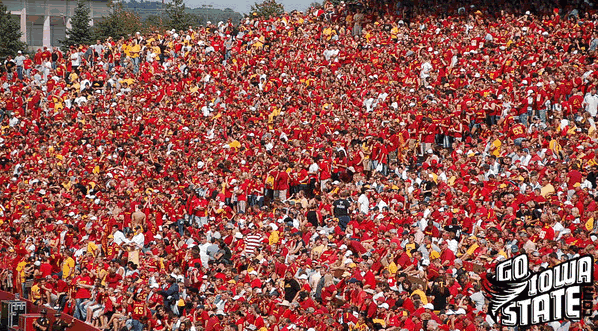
[{"x1": 0, "y1": 0, "x2": 288, "y2": 57}]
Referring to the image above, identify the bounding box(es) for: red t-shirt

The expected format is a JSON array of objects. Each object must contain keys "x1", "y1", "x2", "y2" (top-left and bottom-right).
[{"x1": 74, "y1": 275, "x2": 93, "y2": 299}]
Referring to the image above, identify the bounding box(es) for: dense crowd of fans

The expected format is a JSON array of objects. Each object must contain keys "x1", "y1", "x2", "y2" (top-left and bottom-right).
[{"x1": 2, "y1": 0, "x2": 598, "y2": 330}]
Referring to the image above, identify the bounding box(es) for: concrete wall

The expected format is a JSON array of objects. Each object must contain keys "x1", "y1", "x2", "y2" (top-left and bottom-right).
[{"x1": 5, "y1": 0, "x2": 110, "y2": 49}]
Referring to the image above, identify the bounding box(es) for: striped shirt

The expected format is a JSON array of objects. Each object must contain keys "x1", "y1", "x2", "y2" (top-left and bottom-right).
[{"x1": 244, "y1": 233, "x2": 263, "y2": 256}]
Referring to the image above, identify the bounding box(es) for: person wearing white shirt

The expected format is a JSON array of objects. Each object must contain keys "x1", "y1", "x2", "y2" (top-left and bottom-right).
[
  {"x1": 438, "y1": 234, "x2": 459, "y2": 254},
  {"x1": 74, "y1": 95, "x2": 87, "y2": 106},
  {"x1": 519, "y1": 149, "x2": 532, "y2": 167},
  {"x1": 357, "y1": 189, "x2": 370, "y2": 214},
  {"x1": 308, "y1": 161, "x2": 319, "y2": 174},
  {"x1": 323, "y1": 48, "x2": 339, "y2": 61},
  {"x1": 130, "y1": 227, "x2": 145, "y2": 249},
  {"x1": 363, "y1": 97, "x2": 376, "y2": 113},
  {"x1": 552, "y1": 221, "x2": 565, "y2": 239},
  {"x1": 378, "y1": 91, "x2": 388, "y2": 101},
  {"x1": 198, "y1": 236, "x2": 211, "y2": 268},
  {"x1": 583, "y1": 87, "x2": 598, "y2": 117},
  {"x1": 376, "y1": 198, "x2": 388, "y2": 211},
  {"x1": 70, "y1": 50, "x2": 81, "y2": 69},
  {"x1": 111, "y1": 225, "x2": 128, "y2": 246},
  {"x1": 420, "y1": 59, "x2": 433, "y2": 86}
]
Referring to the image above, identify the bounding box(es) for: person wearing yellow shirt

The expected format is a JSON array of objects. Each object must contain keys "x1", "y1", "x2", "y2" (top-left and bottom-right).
[
  {"x1": 351, "y1": 314, "x2": 369, "y2": 331},
  {"x1": 322, "y1": 26, "x2": 333, "y2": 40},
  {"x1": 228, "y1": 139, "x2": 241, "y2": 151},
  {"x1": 61, "y1": 251, "x2": 75, "y2": 279},
  {"x1": 540, "y1": 176, "x2": 555, "y2": 197},
  {"x1": 268, "y1": 224, "x2": 280, "y2": 245},
  {"x1": 411, "y1": 284, "x2": 429, "y2": 305},
  {"x1": 251, "y1": 37, "x2": 264, "y2": 49},
  {"x1": 460, "y1": 236, "x2": 480, "y2": 261},
  {"x1": 129, "y1": 39, "x2": 141, "y2": 73},
  {"x1": 487, "y1": 131, "x2": 502, "y2": 157},
  {"x1": 87, "y1": 239, "x2": 99, "y2": 257},
  {"x1": 390, "y1": 24, "x2": 399, "y2": 40},
  {"x1": 16, "y1": 258, "x2": 28, "y2": 283},
  {"x1": 30, "y1": 279, "x2": 43, "y2": 304},
  {"x1": 386, "y1": 260, "x2": 398, "y2": 275},
  {"x1": 15, "y1": 257, "x2": 29, "y2": 297}
]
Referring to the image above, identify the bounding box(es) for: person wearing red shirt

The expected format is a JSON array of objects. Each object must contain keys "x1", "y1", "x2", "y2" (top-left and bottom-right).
[
  {"x1": 41, "y1": 47, "x2": 51, "y2": 63},
  {"x1": 507, "y1": 120, "x2": 527, "y2": 146},
  {"x1": 73, "y1": 270, "x2": 93, "y2": 320},
  {"x1": 439, "y1": 241, "x2": 456, "y2": 267},
  {"x1": 105, "y1": 268, "x2": 123, "y2": 289},
  {"x1": 23, "y1": 54, "x2": 33, "y2": 77},
  {"x1": 206, "y1": 311, "x2": 224, "y2": 331},
  {"x1": 273, "y1": 164, "x2": 290, "y2": 201},
  {"x1": 33, "y1": 49, "x2": 43, "y2": 66},
  {"x1": 39, "y1": 257, "x2": 53, "y2": 278},
  {"x1": 538, "y1": 220, "x2": 555, "y2": 241},
  {"x1": 127, "y1": 294, "x2": 148, "y2": 331},
  {"x1": 567, "y1": 165, "x2": 583, "y2": 190}
]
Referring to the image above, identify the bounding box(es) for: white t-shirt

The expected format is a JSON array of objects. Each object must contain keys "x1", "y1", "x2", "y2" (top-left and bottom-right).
[
  {"x1": 70, "y1": 52, "x2": 81, "y2": 66},
  {"x1": 583, "y1": 92, "x2": 598, "y2": 117},
  {"x1": 309, "y1": 163, "x2": 319, "y2": 174},
  {"x1": 420, "y1": 62, "x2": 433, "y2": 78},
  {"x1": 357, "y1": 194, "x2": 369, "y2": 214}
]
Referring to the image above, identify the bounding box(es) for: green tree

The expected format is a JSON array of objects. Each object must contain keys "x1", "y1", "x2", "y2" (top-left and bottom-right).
[
  {"x1": 249, "y1": 0, "x2": 285, "y2": 19},
  {"x1": 164, "y1": 0, "x2": 195, "y2": 32},
  {"x1": 309, "y1": 1, "x2": 322, "y2": 9},
  {"x1": 94, "y1": 1, "x2": 144, "y2": 40},
  {"x1": 144, "y1": 14, "x2": 167, "y2": 32},
  {"x1": 0, "y1": 3, "x2": 26, "y2": 58},
  {"x1": 61, "y1": 0, "x2": 94, "y2": 49}
]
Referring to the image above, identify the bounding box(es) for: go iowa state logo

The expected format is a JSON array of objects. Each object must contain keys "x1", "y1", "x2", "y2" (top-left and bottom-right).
[{"x1": 483, "y1": 254, "x2": 594, "y2": 327}]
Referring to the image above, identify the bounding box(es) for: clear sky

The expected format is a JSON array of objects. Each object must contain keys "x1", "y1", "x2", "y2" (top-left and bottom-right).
[{"x1": 184, "y1": 0, "x2": 314, "y2": 15}]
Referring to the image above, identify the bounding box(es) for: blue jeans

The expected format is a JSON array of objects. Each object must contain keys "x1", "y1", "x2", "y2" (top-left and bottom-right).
[
  {"x1": 73, "y1": 298, "x2": 87, "y2": 320},
  {"x1": 126, "y1": 319, "x2": 143, "y2": 331},
  {"x1": 16, "y1": 66, "x2": 23, "y2": 80},
  {"x1": 519, "y1": 112, "x2": 529, "y2": 127},
  {"x1": 177, "y1": 218, "x2": 185, "y2": 236},
  {"x1": 338, "y1": 215, "x2": 351, "y2": 231},
  {"x1": 539, "y1": 109, "x2": 547, "y2": 123},
  {"x1": 248, "y1": 195, "x2": 264, "y2": 207},
  {"x1": 132, "y1": 57, "x2": 140, "y2": 73},
  {"x1": 22, "y1": 283, "x2": 28, "y2": 299},
  {"x1": 0, "y1": 108, "x2": 8, "y2": 123}
]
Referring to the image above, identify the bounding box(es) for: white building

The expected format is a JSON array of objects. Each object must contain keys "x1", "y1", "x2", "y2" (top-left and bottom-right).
[{"x1": 5, "y1": 0, "x2": 110, "y2": 49}]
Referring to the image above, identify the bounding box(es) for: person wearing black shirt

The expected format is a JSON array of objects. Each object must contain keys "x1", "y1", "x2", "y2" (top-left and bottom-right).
[
  {"x1": 333, "y1": 191, "x2": 351, "y2": 231},
  {"x1": 0, "y1": 101, "x2": 7, "y2": 123},
  {"x1": 427, "y1": 282, "x2": 449, "y2": 311},
  {"x1": 515, "y1": 203, "x2": 533, "y2": 227},
  {"x1": 444, "y1": 219, "x2": 462, "y2": 239},
  {"x1": 214, "y1": 240, "x2": 232, "y2": 264},
  {"x1": 283, "y1": 272, "x2": 301, "y2": 302},
  {"x1": 4, "y1": 56, "x2": 16, "y2": 81},
  {"x1": 33, "y1": 309, "x2": 50, "y2": 331},
  {"x1": 421, "y1": 178, "x2": 435, "y2": 200},
  {"x1": 587, "y1": 166, "x2": 597, "y2": 189},
  {"x1": 51, "y1": 313, "x2": 74, "y2": 331}
]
